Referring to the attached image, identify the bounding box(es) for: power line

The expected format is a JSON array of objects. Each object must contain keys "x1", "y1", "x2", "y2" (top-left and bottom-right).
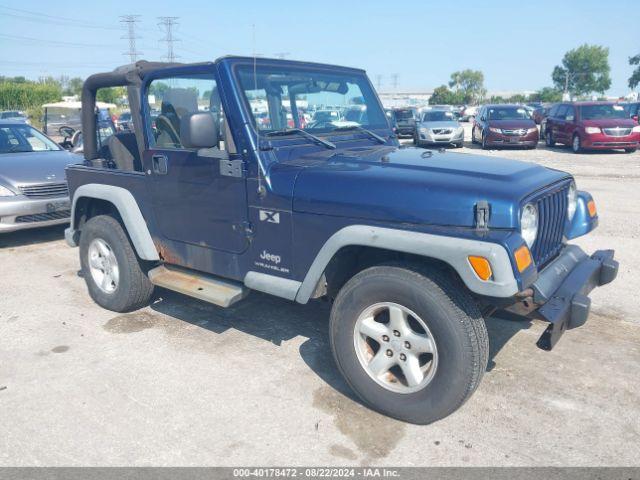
[
  {"x1": 0, "y1": 33, "x2": 118, "y2": 48},
  {"x1": 120, "y1": 15, "x2": 142, "y2": 62},
  {"x1": 158, "y1": 16, "x2": 180, "y2": 63},
  {"x1": 0, "y1": 5, "x2": 121, "y2": 30}
]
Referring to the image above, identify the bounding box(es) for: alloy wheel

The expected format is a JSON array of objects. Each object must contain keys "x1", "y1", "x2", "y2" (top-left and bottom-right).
[
  {"x1": 87, "y1": 238, "x2": 120, "y2": 294},
  {"x1": 353, "y1": 302, "x2": 438, "y2": 394}
]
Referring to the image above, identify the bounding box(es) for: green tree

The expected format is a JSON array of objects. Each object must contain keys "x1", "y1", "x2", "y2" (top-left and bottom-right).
[
  {"x1": 629, "y1": 53, "x2": 640, "y2": 90},
  {"x1": 529, "y1": 87, "x2": 563, "y2": 103},
  {"x1": 552, "y1": 44, "x2": 611, "y2": 97},
  {"x1": 429, "y1": 85, "x2": 464, "y2": 105},
  {"x1": 96, "y1": 87, "x2": 126, "y2": 104},
  {"x1": 448, "y1": 69, "x2": 486, "y2": 103},
  {"x1": 64, "y1": 77, "x2": 84, "y2": 97}
]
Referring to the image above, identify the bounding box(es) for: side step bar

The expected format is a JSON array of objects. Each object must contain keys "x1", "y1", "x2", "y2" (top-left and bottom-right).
[{"x1": 148, "y1": 265, "x2": 247, "y2": 307}]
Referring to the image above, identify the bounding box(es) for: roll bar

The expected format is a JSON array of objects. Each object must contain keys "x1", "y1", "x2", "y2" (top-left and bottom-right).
[{"x1": 81, "y1": 60, "x2": 181, "y2": 161}]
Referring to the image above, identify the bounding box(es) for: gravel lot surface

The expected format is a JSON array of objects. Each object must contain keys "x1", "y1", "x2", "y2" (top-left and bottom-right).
[{"x1": 1, "y1": 130, "x2": 639, "y2": 466}]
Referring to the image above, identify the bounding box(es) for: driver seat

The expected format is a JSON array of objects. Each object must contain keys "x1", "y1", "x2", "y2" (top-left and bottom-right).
[{"x1": 107, "y1": 132, "x2": 141, "y2": 171}]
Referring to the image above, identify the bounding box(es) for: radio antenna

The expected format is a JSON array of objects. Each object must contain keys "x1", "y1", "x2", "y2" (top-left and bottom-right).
[{"x1": 252, "y1": 23, "x2": 266, "y2": 196}]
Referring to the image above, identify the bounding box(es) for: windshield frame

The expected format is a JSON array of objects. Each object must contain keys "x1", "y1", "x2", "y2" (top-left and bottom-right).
[
  {"x1": 0, "y1": 123, "x2": 62, "y2": 154},
  {"x1": 233, "y1": 61, "x2": 390, "y2": 140}
]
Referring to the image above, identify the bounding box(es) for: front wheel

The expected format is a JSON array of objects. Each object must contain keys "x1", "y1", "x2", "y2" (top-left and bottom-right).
[
  {"x1": 545, "y1": 130, "x2": 555, "y2": 147},
  {"x1": 572, "y1": 134, "x2": 582, "y2": 153},
  {"x1": 329, "y1": 265, "x2": 489, "y2": 425},
  {"x1": 79, "y1": 215, "x2": 155, "y2": 312},
  {"x1": 481, "y1": 132, "x2": 489, "y2": 150}
]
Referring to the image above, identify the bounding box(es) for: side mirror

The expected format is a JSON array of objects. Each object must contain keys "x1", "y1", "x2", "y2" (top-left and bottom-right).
[{"x1": 180, "y1": 112, "x2": 220, "y2": 149}]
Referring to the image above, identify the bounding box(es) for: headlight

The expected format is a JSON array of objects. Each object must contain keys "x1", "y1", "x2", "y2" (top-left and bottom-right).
[
  {"x1": 489, "y1": 127, "x2": 501, "y2": 133},
  {"x1": 585, "y1": 126, "x2": 600, "y2": 134},
  {"x1": 520, "y1": 203, "x2": 538, "y2": 248},
  {"x1": 632, "y1": 126, "x2": 640, "y2": 133},
  {"x1": 0, "y1": 185, "x2": 16, "y2": 197},
  {"x1": 528, "y1": 127, "x2": 538, "y2": 133},
  {"x1": 567, "y1": 181, "x2": 577, "y2": 220}
]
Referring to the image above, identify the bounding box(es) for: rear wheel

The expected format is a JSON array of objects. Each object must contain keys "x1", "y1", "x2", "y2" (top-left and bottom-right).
[
  {"x1": 79, "y1": 215, "x2": 154, "y2": 312},
  {"x1": 329, "y1": 265, "x2": 489, "y2": 424},
  {"x1": 572, "y1": 134, "x2": 582, "y2": 153}
]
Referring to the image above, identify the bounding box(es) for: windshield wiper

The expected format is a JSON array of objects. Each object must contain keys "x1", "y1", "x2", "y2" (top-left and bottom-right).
[
  {"x1": 331, "y1": 125, "x2": 387, "y2": 144},
  {"x1": 265, "y1": 128, "x2": 336, "y2": 150}
]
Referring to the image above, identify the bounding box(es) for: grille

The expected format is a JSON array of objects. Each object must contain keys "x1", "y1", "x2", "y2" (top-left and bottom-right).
[
  {"x1": 15, "y1": 210, "x2": 70, "y2": 223},
  {"x1": 603, "y1": 127, "x2": 632, "y2": 137},
  {"x1": 432, "y1": 128, "x2": 453, "y2": 135},
  {"x1": 529, "y1": 183, "x2": 569, "y2": 267},
  {"x1": 502, "y1": 128, "x2": 528, "y2": 136},
  {"x1": 18, "y1": 182, "x2": 69, "y2": 198}
]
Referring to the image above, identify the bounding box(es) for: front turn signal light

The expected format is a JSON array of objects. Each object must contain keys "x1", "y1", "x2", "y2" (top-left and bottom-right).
[
  {"x1": 587, "y1": 200, "x2": 597, "y2": 217},
  {"x1": 514, "y1": 245, "x2": 532, "y2": 272},
  {"x1": 468, "y1": 256, "x2": 492, "y2": 281}
]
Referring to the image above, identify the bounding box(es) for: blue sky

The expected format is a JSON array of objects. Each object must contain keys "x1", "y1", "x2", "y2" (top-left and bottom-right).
[{"x1": 1, "y1": 0, "x2": 638, "y2": 95}]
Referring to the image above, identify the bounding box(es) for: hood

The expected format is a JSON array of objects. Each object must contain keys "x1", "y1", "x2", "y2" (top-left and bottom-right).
[
  {"x1": 419, "y1": 121, "x2": 461, "y2": 129},
  {"x1": 0, "y1": 150, "x2": 82, "y2": 189},
  {"x1": 289, "y1": 146, "x2": 569, "y2": 229},
  {"x1": 581, "y1": 118, "x2": 636, "y2": 128},
  {"x1": 487, "y1": 119, "x2": 535, "y2": 129}
]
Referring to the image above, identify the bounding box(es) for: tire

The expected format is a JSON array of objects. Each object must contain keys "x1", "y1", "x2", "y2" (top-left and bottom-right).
[
  {"x1": 624, "y1": 148, "x2": 637, "y2": 153},
  {"x1": 329, "y1": 264, "x2": 489, "y2": 425},
  {"x1": 79, "y1": 215, "x2": 155, "y2": 313},
  {"x1": 454, "y1": 142, "x2": 463, "y2": 148},
  {"x1": 572, "y1": 134, "x2": 582, "y2": 153},
  {"x1": 481, "y1": 131, "x2": 489, "y2": 150},
  {"x1": 471, "y1": 129, "x2": 477, "y2": 144},
  {"x1": 545, "y1": 130, "x2": 555, "y2": 147}
]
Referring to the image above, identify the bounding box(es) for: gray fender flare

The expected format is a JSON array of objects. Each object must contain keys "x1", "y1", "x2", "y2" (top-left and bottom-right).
[
  {"x1": 295, "y1": 225, "x2": 518, "y2": 303},
  {"x1": 68, "y1": 183, "x2": 159, "y2": 261}
]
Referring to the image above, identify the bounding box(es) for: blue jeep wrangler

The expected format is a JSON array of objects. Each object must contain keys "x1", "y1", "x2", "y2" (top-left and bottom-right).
[{"x1": 65, "y1": 58, "x2": 618, "y2": 424}]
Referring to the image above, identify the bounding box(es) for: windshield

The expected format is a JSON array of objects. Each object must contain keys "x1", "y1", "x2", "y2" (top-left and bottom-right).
[
  {"x1": 0, "y1": 124, "x2": 61, "y2": 154},
  {"x1": 487, "y1": 106, "x2": 530, "y2": 120},
  {"x1": 394, "y1": 109, "x2": 414, "y2": 120},
  {"x1": 119, "y1": 112, "x2": 131, "y2": 121},
  {"x1": 236, "y1": 65, "x2": 387, "y2": 134},
  {"x1": 580, "y1": 104, "x2": 627, "y2": 120},
  {"x1": 422, "y1": 111, "x2": 455, "y2": 122},
  {"x1": 1, "y1": 111, "x2": 23, "y2": 119}
]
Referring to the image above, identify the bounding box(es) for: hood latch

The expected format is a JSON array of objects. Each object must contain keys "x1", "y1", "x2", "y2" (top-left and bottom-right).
[{"x1": 475, "y1": 201, "x2": 491, "y2": 231}]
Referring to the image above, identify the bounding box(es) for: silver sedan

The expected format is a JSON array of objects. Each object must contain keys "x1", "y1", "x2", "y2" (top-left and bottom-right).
[
  {"x1": 414, "y1": 110, "x2": 465, "y2": 148},
  {"x1": 0, "y1": 121, "x2": 81, "y2": 233}
]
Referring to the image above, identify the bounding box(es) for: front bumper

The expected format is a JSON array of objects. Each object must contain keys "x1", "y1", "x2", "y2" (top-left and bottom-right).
[
  {"x1": 396, "y1": 126, "x2": 416, "y2": 136},
  {"x1": 581, "y1": 133, "x2": 639, "y2": 150},
  {"x1": 486, "y1": 130, "x2": 539, "y2": 147},
  {"x1": 529, "y1": 245, "x2": 618, "y2": 350},
  {"x1": 419, "y1": 130, "x2": 465, "y2": 145},
  {"x1": 0, "y1": 195, "x2": 70, "y2": 233}
]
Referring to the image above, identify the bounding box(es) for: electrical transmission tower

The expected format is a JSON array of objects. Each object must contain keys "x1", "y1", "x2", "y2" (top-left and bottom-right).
[
  {"x1": 375, "y1": 74, "x2": 383, "y2": 91},
  {"x1": 158, "y1": 16, "x2": 180, "y2": 63},
  {"x1": 391, "y1": 73, "x2": 399, "y2": 91},
  {"x1": 120, "y1": 15, "x2": 142, "y2": 62}
]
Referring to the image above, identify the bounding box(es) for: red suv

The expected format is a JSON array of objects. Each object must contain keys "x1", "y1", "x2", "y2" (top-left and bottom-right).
[
  {"x1": 544, "y1": 102, "x2": 640, "y2": 154},
  {"x1": 471, "y1": 104, "x2": 539, "y2": 149}
]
